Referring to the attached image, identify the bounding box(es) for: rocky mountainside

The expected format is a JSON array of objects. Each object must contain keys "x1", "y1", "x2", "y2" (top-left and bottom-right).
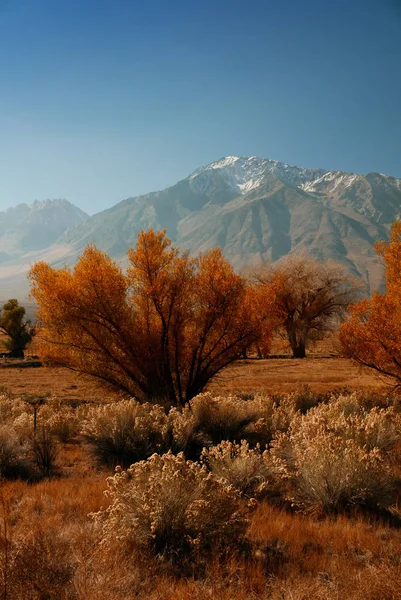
[{"x1": 0, "y1": 157, "x2": 400, "y2": 298}]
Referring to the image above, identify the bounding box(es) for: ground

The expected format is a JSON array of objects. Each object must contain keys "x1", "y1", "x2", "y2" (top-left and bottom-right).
[{"x1": 0, "y1": 355, "x2": 390, "y2": 401}]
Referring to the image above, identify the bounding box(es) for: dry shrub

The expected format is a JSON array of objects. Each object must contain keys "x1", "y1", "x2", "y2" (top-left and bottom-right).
[
  {"x1": 189, "y1": 393, "x2": 257, "y2": 446},
  {"x1": 289, "y1": 394, "x2": 401, "y2": 454},
  {"x1": 272, "y1": 398, "x2": 398, "y2": 514},
  {"x1": 188, "y1": 392, "x2": 299, "y2": 452},
  {"x1": 201, "y1": 440, "x2": 282, "y2": 501},
  {"x1": 82, "y1": 399, "x2": 174, "y2": 467},
  {"x1": 93, "y1": 452, "x2": 248, "y2": 567},
  {"x1": 41, "y1": 401, "x2": 81, "y2": 443},
  {"x1": 8, "y1": 530, "x2": 76, "y2": 600},
  {"x1": 0, "y1": 427, "x2": 31, "y2": 480},
  {"x1": 30, "y1": 428, "x2": 58, "y2": 477}
]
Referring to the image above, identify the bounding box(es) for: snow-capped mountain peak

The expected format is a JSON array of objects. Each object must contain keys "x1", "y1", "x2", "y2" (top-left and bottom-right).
[{"x1": 188, "y1": 155, "x2": 328, "y2": 194}]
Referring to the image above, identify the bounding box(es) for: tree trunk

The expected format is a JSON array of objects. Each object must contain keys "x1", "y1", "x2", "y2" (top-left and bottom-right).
[
  {"x1": 292, "y1": 344, "x2": 306, "y2": 358},
  {"x1": 286, "y1": 320, "x2": 307, "y2": 359},
  {"x1": 8, "y1": 348, "x2": 24, "y2": 359}
]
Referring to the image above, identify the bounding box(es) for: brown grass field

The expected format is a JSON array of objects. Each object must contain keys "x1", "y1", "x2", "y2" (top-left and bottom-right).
[
  {"x1": 1, "y1": 345, "x2": 401, "y2": 599},
  {"x1": 0, "y1": 355, "x2": 389, "y2": 402}
]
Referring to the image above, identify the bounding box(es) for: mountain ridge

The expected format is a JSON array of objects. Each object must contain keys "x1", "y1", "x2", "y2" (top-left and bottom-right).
[{"x1": 0, "y1": 156, "x2": 400, "y2": 298}]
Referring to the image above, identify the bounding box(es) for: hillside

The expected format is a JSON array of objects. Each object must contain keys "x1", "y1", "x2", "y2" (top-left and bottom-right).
[{"x1": 1, "y1": 157, "x2": 400, "y2": 297}]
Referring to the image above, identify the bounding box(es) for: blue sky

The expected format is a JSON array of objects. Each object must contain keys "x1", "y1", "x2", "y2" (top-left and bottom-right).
[{"x1": 0, "y1": 0, "x2": 400, "y2": 214}]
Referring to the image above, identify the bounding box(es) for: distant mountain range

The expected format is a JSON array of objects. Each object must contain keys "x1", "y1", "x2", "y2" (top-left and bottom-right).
[{"x1": 1, "y1": 156, "x2": 400, "y2": 299}]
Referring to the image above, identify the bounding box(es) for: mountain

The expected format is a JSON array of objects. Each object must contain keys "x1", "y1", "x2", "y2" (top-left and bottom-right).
[
  {"x1": 0, "y1": 199, "x2": 89, "y2": 262},
  {"x1": 0, "y1": 157, "x2": 400, "y2": 298}
]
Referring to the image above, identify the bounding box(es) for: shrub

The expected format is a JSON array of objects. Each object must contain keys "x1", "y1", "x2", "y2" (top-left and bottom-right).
[
  {"x1": 82, "y1": 400, "x2": 173, "y2": 467},
  {"x1": 183, "y1": 392, "x2": 301, "y2": 454},
  {"x1": 93, "y1": 452, "x2": 248, "y2": 566},
  {"x1": 45, "y1": 408, "x2": 81, "y2": 443},
  {"x1": 287, "y1": 394, "x2": 401, "y2": 454},
  {"x1": 190, "y1": 393, "x2": 255, "y2": 444},
  {"x1": 0, "y1": 427, "x2": 31, "y2": 480},
  {"x1": 201, "y1": 440, "x2": 282, "y2": 501},
  {"x1": 272, "y1": 399, "x2": 398, "y2": 514},
  {"x1": 30, "y1": 428, "x2": 58, "y2": 477}
]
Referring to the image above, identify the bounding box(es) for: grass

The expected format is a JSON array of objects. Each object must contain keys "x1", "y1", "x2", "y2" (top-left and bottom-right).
[
  {"x1": 0, "y1": 357, "x2": 389, "y2": 402},
  {"x1": 0, "y1": 348, "x2": 399, "y2": 599}
]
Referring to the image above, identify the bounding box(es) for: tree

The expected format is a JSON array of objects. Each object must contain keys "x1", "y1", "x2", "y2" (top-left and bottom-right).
[
  {"x1": 253, "y1": 255, "x2": 356, "y2": 358},
  {"x1": 0, "y1": 299, "x2": 35, "y2": 358},
  {"x1": 340, "y1": 221, "x2": 401, "y2": 386},
  {"x1": 29, "y1": 229, "x2": 262, "y2": 407}
]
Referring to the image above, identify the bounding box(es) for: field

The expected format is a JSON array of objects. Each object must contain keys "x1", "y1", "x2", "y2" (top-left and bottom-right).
[
  {"x1": 0, "y1": 355, "x2": 390, "y2": 401},
  {"x1": 0, "y1": 354, "x2": 400, "y2": 599}
]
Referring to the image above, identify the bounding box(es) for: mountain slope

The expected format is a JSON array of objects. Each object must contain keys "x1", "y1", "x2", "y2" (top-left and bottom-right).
[
  {"x1": 1, "y1": 157, "x2": 400, "y2": 297},
  {"x1": 55, "y1": 157, "x2": 400, "y2": 292},
  {"x1": 0, "y1": 199, "x2": 89, "y2": 262}
]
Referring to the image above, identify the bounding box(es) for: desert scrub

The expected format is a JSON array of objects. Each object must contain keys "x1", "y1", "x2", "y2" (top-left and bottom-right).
[
  {"x1": 44, "y1": 408, "x2": 81, "y2": 443},
  {"x1": 287, "y1": 394, "x2": 401, "y2": 455},
  {"x1": 189, "y1": 393, "x2": 258, "y2": 446},
  {"x1": 272, "y1": 402, "x2": 397, "y2": 514},
  {"x1": 201, "y1": 440, "x2": 282, "y2": 501},
  {"x1": 0, "y1": 426, "x2": 31, "y2": 479},
  {"x1": 93, "y1": 452, "x2": 249, "y2": 566},
  {"x1": 82, "y1": 400, "x2": 175, "y2": 467},
  {"x1": 189, "y1": 392, "x2": 297, "y2": 450},
  {"x1": 30, "y1": 427, "x2": 58, "y2": 477}
]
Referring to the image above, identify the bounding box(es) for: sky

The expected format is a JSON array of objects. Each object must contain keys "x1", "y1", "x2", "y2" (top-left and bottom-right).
[{"x1": 0, "y1": 0, "x2": 400, "y2": 215}]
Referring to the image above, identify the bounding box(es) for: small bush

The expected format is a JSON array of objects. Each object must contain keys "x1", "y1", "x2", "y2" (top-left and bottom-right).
[
  {"x1": 287, "y1": 394, "x2": 401, "y2": 455},
  {"x1": 201, "y1": 440, "x2": 282, "y2": 501},
  {"x1": 30, "y1": 428, "x2": 58, "y2": 477},
  {"x1": 190, "y1": 393, "x2": 257, "y2": 446},
  {"x1": 82, "y1": 400, "x2": 174, "y2": 467},
  {"x1": 272, "y1": 399, "x2": 398, "y2": 514},
  {"x1": 93, "y1": 452, "x2": 249, "y2": 566},
  {"x1": 0, "y1": 427, "x2": 31, "y2": 480},
  {"x1": 46, "y1": 408, "x2": 80, "y2": 443}
]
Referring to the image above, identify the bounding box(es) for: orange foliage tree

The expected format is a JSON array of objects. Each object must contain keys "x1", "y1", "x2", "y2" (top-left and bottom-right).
[
  {"x1": 29, "y1": 230, "x2": 262, "y2": 407},
  {"x1": 253, "y1": 255, "x2": 356, "y2": 358},
  {"x1": 340, "y1": 221, "x2": 401, "y2": 385}
]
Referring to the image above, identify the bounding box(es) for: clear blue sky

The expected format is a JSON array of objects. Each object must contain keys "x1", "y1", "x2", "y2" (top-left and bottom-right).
[{"x1": 0, "y1": 0, "x2": 400, "y2": 214}]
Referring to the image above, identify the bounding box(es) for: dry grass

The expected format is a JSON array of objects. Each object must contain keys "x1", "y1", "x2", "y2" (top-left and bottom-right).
[
  {"x1": 208, "y1": 357, "x2": 390, "y2": 396},
  {"x1": 0, "y1": 349, "x2": 399, "y2": 599},
  {"x1": 0, "y1": 357, "x2": 389, "y2": 403}
]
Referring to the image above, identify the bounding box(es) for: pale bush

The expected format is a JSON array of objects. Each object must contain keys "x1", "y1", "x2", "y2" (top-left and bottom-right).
[
  {"x1": 272, "y1": 398, "x2": 398, "y2": 513},
  {"x1": 12, "y1": 411, "x2": 34, "y2": 439},
  {"x1": 0, "y1": 426, "x2": 31, "y2": 479},
  {"x1": 190, "y1": 393, "x2": 257, "y2": 445},
  {"x1": 93, "y1": 452, "x2": 248, "y2": 564},
  {"x1": 82, "y1": 400, "x2": 173, "y2": 467},
  {"x1": 46, "y1": 409, "x2": 81, "y2": 442},
  {"x1": 287, "y1": 394, "x2": 401, "y2": 454},
  {"x1": 245, "y1": 394, "x2": 298, "y2": 447},
  {"x1": 201, "y1": 440, "x2": 282, "y2": 500},
  {"x1": 187, "y1": 392, "x2": 299, "y2": 452},
  {"x1": 0, "y1": 394, "x2": 29, "y2": 423}
]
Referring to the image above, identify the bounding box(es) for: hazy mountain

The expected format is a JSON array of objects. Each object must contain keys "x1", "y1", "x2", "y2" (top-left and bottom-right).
[
  {"x1": 1, "y1": 157, "x2": 400, "y2": 298},
  {"x1": 0, "y1": 199, "x2": 89, "y2": 262}
]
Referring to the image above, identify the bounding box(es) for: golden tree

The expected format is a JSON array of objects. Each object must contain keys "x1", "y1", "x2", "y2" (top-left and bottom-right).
[
  {"x1": 29, "y1": 230, "x2": 261, "y2": 406},
  {"x1": 253, "y1": 255, "x2": 356, "y2": 358},
  {"x1": 340, "y1": 221, "x2": 401, "y2": 385}
]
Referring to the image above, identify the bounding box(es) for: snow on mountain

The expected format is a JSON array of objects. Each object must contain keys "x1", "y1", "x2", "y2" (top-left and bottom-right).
[{"x1": 189, "y1": 155, "x2": 328, "y2": 194}]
